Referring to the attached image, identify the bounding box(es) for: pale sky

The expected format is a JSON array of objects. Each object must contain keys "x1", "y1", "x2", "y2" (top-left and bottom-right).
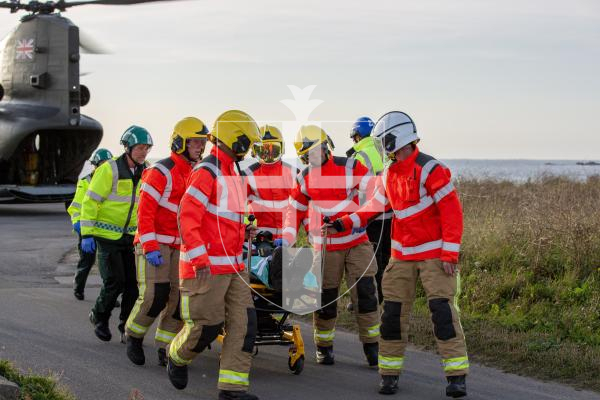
[{"x1": 1, "y1": 0, "x2": 599, "y2": 160}]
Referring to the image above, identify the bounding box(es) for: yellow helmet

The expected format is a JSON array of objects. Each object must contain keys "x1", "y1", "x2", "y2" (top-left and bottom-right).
[
  {"x1": 210, "y1": 110, "x2": 260, "y2": 157},
  {"x1": 171, "y1": 117, "x2": 209, "y2": 154},
  {"x1": 252, "y1": 125, "x2": 285, "y2": 163},
  {"x1": 294, "y1": 125, "x2": 329, "y2": 156},
  {"x1": 260, "y1": 125, "x2": 284, "y2": 144}
]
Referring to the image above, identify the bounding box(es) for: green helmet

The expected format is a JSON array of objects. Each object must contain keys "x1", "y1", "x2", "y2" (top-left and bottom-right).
[
  {"x1": 90, "y1": 148, "x2": 113, "y2": 166},
  {"x1": 120, "y1": 125, "x2": 154, "y2": 150}
]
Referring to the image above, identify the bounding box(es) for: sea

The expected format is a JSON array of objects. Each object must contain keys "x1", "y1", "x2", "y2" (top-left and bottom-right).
[
  {"x1": 441, "y1": 159, "x2": 600, "y2": 182},
  {"x1": 283, "y1": 158, "x2": 600, "y2": 183},
  {"x1": 84, "y1": 158, "x2": 600, "y2": 183}
]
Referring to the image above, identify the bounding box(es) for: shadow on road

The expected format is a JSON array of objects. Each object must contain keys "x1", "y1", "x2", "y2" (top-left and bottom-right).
[{"x1": 0, "y1": 204, "x2": 67, "y2": 217}]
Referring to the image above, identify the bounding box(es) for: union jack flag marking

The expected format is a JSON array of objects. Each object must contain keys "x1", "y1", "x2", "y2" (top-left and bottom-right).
[{"x1": 16, "y1": 39, "x2": 35, "y2": 60}]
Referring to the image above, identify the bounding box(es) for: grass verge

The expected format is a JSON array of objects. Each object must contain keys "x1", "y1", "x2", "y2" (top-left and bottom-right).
[
  {"x1": 297, "y1": 176, "x2": 600, "y2": 391},
  {"x1": 0, "y1": 359, "x2": 75, "y2": 400}
]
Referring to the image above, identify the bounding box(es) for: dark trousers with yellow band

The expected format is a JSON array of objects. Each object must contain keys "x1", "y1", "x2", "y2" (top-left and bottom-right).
[
  {"x1": 92, "y1": 235, "x2": 137, "y2": 330},
  {"x1": 126, "y1": 244, "x2": 183, "y2": 348},
  {"x1": 379, "y1": 258, "x2": 469, "y2": 377},
  {"x1": 74, "y1": 233, "x2": 96, "y2": 295},
  {"x1": 313, "y1": 241, "x2": 380, "y2": 347},
  {"x1": 168, "y1": 269, "x2": 257, "y2": 392}
]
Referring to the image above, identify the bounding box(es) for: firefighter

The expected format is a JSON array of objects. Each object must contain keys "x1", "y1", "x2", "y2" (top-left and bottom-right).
[
  {"x1": 167, "y1": 110, "x2": 262, "y2": 400},
  {"x1": 280, "y1": 125, "x2": 380, "y2": 368},
  {"x1": 68, "y1": 148, "x2": 113, "y2": 301},
  {"x1": 348, "y1": 116, "x2": 392, "y2": 306},
  {"x1": 125, "y1": 117, "x2": 209, "y2": 367},
  {"x1": 81, "y1": 126, "x2": 153, "y2": 343},
  {"x1": 243, "y1": 125, "x2": 298, "y2": 239},
  {"x1": 329, "y1": 111, "x2": 468, "y2": 397}
]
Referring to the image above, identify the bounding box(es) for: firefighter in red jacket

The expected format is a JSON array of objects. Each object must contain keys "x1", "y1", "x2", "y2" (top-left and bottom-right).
[
  {"x1": 329, "y1": 111, "x2": 468, "y2": 397},
  {"x1": 167, "y1": 110, "x2": 261, "y2": 400},
  {"x1": 243, "y1": 125, "x2": 298, "y2": 239},
  {"x1": 281, "y1": 125, "x2": 380, "y2": 368},
  {"x1": 125, "y1": 117, "x2": 208, "y2": 367}
]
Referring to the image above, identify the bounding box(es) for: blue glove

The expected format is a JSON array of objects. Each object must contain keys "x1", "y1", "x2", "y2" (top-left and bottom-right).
[
  {"x1": 146, "y1": 250, "x2": 164, "y2": 267},
  {"x1": 274, "y1": 238, "x2": 289, "y2": 247},
  {"x1": 303, "y1": 271, "x2": 319, "y2": 290},
  {"x1": 351, "y1": 227, "x2": 366, "y2": 234},
  {"x1": 81, "y1": 237, "x2": 96, "y2": 253},
  {"x1": 73, "y1": 221, "x2": 81, "y2": 234}
]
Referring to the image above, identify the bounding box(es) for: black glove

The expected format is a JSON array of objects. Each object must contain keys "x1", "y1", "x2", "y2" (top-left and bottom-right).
[{"x1": 332, "y1": 219, "x2": 345, "y2": 233}]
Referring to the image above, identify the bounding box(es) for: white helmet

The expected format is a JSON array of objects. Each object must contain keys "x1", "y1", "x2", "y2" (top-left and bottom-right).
[{"x1": 373, "y1": 111, "x2": 419, "y2": 155}]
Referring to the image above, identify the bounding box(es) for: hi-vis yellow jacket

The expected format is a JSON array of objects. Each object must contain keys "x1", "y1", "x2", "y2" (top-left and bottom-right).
[
  {"x1": 352, "y1": 136, "x2": 384, "y2": 175},
  {"x1": 67, "y1": 174, "x2": 92, "y2": 225},
  {"x1": 80, "y1": 154, "x2": 144, "y2": 241}
]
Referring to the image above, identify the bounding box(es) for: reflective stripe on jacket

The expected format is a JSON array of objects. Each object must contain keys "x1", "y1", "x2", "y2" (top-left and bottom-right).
[
  {"x1": 243, "y1": 160, "x2": 298, "y2": 239},
  {"x1": 135, "y1": 152, "x2": 193, "y2": 253},
  {"x1": 67, "y1": 174, "x2": 91, "y2": 224},
  {"x1": 178, "y1": 147, "x2": 247, "y2": 277},
  {"x1": 340, "y1": 147, "x2": 463, "y2": 263},
  {"x1": 283, "y1": 155, "x2": 374, "y2": 251},
  {"x1": 80, "y1": 154, "x2": 144, "y2": 240}
]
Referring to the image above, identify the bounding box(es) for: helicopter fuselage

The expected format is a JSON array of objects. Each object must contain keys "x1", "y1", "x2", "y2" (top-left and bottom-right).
[{"x1": 0, "y1": 13, "x2": 102, "y2": 204}]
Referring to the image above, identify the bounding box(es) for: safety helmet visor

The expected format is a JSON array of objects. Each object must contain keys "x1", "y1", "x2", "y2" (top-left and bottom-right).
[
  {"x1": 253, "y1": 141, "x2": 282, "y2": 164},
  {"x1": 373, "y1": 135, "x2": 386, "y2": 161}
]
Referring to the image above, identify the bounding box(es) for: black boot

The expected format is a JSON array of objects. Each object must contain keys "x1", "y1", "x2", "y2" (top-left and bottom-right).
[
  {"x1": 379, "y1": 375, "x2": 399, "y2": 395},
  {"x1": 363, "y1": 342, "x2": 379, "y2": 367},
  {"x1": 118, "y1": 321, "x2": 126, "y2": 344},
  {"x1": 157, "y1": 348, "x2": 167, "y2": 367},
  {"x1": 167, "y1": 357, "x2": 188, "y2": 390},
  {"x1": 218, "y1": 390, "x2": 259, "y2": 400},
  {"x1": 74, "y1": 291, "x2": 84, "y2": 301},
  {"x1": 316, "y1": 345, "x2": 334, "y2": 365},
  {"x1": 126, "y1": 336, "x2": 145, "y2": 366},
  {"x1": 89, "y1": 311, "x2": 111, "y2": 342},
  {"x1": 446, "y1": 375, "x2": 467, "y2": 398}
]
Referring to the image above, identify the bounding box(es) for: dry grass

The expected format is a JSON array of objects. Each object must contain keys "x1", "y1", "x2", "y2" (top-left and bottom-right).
[
  {"x1": 0, "y1": 360, "x2": 76, "y2": 400},
  {"x1": 299, "y1": 176, "x2": 600, "y2": 390},
  {"x1": 458, "y1": 176, "x2": 600, "y2": 347}
]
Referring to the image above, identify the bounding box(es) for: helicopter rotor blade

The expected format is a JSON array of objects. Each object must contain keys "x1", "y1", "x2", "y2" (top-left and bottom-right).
[
  {"x1": 79, "y1": 29, "x2": 111, "y2": 54},
  {"x1": 0, "y1": 1, "x2": 23, "y2": 12},
  {"x1": 64, "y1": 0, "x2": 186, "y2": 8}
]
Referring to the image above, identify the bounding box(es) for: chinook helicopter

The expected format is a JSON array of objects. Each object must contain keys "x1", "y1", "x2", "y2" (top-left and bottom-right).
[{"x1": 0, "y1": 0, "x2": 172, "y2": 204}]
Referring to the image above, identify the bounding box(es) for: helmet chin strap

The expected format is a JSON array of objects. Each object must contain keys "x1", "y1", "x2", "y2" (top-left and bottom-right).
[{"x1": 126, "y1": 150, "x2": 144, "y2": 172}]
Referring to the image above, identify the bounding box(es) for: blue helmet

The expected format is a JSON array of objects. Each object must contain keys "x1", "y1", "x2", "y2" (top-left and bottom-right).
[{"x1": 350, "y1": 116, "x2": 374, "y2": 138}]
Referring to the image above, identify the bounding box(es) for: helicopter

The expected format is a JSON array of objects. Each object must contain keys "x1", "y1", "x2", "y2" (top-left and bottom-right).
[{"x1": 0, "y1": 0, "x2": 173, "y2": 204}]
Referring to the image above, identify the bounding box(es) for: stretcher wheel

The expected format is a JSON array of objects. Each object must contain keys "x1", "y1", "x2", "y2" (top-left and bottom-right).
[{"x1": 288, "y1": 355, "x2": 304, "y2": 375}]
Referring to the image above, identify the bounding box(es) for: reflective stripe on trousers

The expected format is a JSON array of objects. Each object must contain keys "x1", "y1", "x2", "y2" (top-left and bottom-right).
[
  {"x1": 442, "y1": 356, "x2": 469, "y2": 372},
  {"x1": 314, "y1": 329, "x2": 335, "y2": 342},
  {"x1": 378, "y1": 355, "x2": 404, "y2": 370},
  {"x1": 218, "y1": 369, "x2": 249, "y2": 386}
]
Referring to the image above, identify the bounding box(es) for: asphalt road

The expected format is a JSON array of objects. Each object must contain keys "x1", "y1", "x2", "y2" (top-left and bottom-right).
[{"x1": 1, "y1": 203, "x2": 599, "y2": 400}]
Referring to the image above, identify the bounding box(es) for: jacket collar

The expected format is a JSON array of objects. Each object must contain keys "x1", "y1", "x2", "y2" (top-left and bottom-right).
[
  {"x1": 257, "y1": 160, "x2": 282, "y2": 172},
  {"x1": 352, "y1": 136, "x2": 373, "y2": 152},
  {"x1": 393, "y1": 146, "x2": 420, "y2": 170},
  {"x1": 210, "y1": 146, "x2": 238, "y2": 173},
  {"x1": 170, "y1": 152, "x2": 193, "y2": 172}
]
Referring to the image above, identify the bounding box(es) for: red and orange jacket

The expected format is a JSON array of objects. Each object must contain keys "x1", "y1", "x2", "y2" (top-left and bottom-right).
[
  {"x1": 338, "y1": 147, "x2": 463, "y2": 263},
  {"x1": 135, "y1": 152, "x2": 193, "y2": 253},
  {"x1": 243, "y1": 160, "x2": 298, "y2": 239},
  {"x1": 282, "y1": 155, "x2": 374, "y2": 252},
  {"x1": 178, "y1": 147, "x2": 248, "y2": 278}
]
